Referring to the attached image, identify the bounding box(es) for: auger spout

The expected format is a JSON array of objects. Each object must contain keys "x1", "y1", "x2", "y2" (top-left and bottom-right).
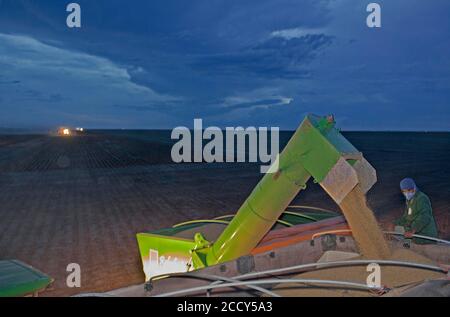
[{"x1": 203, "y1": 114, "x2": 377, "y2": 265}]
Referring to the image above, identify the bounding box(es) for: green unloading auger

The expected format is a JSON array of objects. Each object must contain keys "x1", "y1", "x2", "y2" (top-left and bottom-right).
[{"x1": 136, "y1": 114, "x2": 377, "y2": 281}]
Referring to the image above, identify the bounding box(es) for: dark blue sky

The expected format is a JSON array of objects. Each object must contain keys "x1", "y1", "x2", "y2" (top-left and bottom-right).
[{"x1": 0, "y1": 0, "x2": 449, "y2": 130}]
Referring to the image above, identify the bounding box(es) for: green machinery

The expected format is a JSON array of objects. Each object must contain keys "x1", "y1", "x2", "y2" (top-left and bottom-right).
[
  {"x1": 0, "y1": 260, "x2": 53, "y2": 297},
  {"x1": 136, "y1": 114, "x2": 377, "y2": 281}
]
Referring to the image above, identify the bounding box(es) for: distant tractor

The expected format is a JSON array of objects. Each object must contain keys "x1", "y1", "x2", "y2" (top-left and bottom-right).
[
  {"x1": 57, "y1": 127, "x2": 85, "y2": 136},
  {"x1": 58, "y1": 127, "x2": 71, "y2": 136}
]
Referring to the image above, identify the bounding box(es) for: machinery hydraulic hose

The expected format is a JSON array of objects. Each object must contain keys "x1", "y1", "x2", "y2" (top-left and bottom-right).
[
  {"x1": 154, "y1": 278, "x2": 384, "y2": 297},
  {"x1": 235, "y1": 259, "x2": 446, "y2": 281},
  {"x1": 384, "y1": 231, "x2": 450, "y2": 245}
]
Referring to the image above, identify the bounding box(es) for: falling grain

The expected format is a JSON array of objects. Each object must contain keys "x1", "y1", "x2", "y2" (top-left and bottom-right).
[{"x1": 338, "y1": 185, "x2": 391, "y2": 259}]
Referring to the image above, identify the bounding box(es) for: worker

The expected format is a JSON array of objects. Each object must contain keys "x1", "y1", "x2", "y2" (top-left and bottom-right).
[{"x1": 394, "y1": 178, "x2": 438, "y2": 244}]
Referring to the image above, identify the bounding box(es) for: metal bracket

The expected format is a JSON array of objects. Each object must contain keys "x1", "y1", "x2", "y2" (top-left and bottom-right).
[
  {"x1": 236, "y1": 255, "x2": 255, "y2": 274},
  {"x1": 321, "y1": 234, "x2": 337, "y2": 251}
]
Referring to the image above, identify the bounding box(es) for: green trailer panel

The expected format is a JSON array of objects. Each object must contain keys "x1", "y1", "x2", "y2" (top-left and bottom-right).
[{"x1": 0, "y1": 260, "x2": 53, "y2": 297}]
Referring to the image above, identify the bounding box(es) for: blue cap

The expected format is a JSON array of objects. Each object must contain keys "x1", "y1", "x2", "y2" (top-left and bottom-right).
[{"x1": 400, "y1": 178, "x2": 416, "y2": 190}]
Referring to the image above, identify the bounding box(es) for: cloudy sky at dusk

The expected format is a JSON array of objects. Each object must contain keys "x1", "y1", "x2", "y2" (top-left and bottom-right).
[{"x1": 0, "y1": 0, "x2": 449, "y2": 130}]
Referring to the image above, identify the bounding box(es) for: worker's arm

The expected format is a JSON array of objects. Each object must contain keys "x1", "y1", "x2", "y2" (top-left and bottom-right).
[
  {"x1": 409, "y1": 196, "x2": 433, "y2": 234},
  {"x1": 394, "y1": 212, "x2": 408, "y2": 227}
]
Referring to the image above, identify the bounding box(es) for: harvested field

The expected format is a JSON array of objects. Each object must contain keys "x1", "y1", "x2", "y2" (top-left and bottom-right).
[{"x1": 0, "y1": 131, "x2": 449, "y2": 296}]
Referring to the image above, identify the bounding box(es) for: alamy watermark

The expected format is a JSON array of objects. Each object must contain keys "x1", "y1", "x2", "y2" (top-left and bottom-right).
[
  {"x1": 65, "y1": 3, "x2": 381, "y2": 30},
  {"x1": 366, "y1": 263, "x2": 382, "y2": 288},
  {"x1": 366, "y1": 3, "x2": 381, "y2": 28},
  {"x1": 66, "y1": 263, "x2": 81, "y2": 288},
  {"x1": 66, "y1": 3, "x2": 81, "y2": 28},
  {"x1": 171, "y1": 119, "x2": 279, "y2": 174}
]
